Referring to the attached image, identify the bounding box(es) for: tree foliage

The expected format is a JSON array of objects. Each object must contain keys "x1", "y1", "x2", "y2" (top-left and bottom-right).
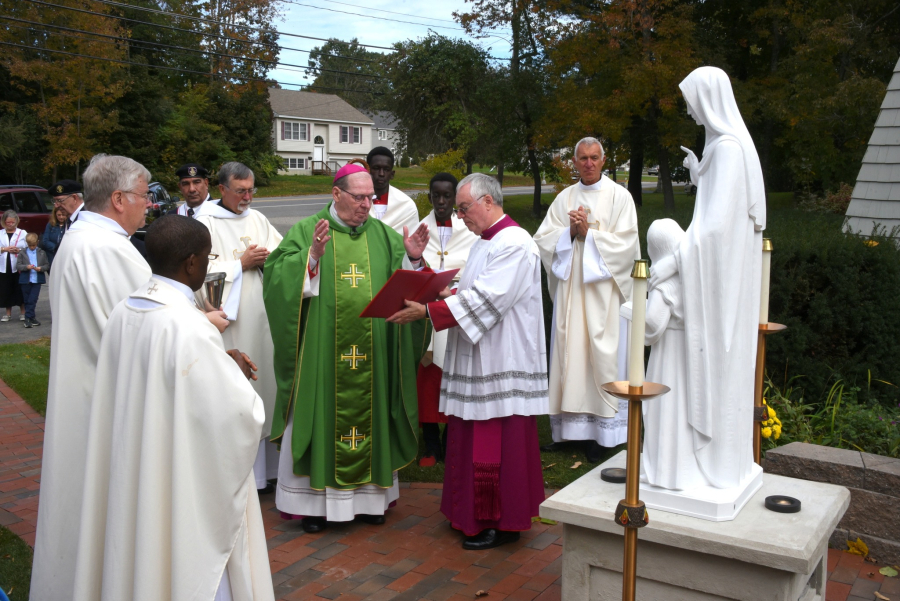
[
  {"x1": 307, "y1": 39, "x2": 389, "y2": 113},
  {"x1": 0, "y1": 0, "x2": 282, "y2": 185}
]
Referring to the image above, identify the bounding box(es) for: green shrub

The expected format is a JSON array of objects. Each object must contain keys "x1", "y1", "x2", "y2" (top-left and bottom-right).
[
  {"x1": 765, "y1": 218, "x2": 900, "y2": 408},
  {"x1": 763, "y1": 375, "x2": 900, "y2": 458}
]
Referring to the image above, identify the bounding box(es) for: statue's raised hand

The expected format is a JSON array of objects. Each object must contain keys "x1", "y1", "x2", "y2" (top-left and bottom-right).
[{"x1": 680, "y1": 146, "x2": 700, "y2": 186}]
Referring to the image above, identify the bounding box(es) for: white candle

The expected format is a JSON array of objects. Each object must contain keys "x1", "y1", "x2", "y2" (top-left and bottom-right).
[
  {"x1": 629, "y1": 265, "x2": 647, "y2": 388},
  {"x1": 759, "y1": 239, "x2": 772, "y2": 325}
]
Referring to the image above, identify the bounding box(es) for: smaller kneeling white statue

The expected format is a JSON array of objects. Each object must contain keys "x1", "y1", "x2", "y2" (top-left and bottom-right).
[{"x1": 640, "y1": 219, "x2": 709, "y2": 491}]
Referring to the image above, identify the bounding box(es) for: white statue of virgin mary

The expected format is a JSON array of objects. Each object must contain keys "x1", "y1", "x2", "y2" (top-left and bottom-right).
[{"x1": 649, "y1": 66, "x2": 766, "y2": 490}]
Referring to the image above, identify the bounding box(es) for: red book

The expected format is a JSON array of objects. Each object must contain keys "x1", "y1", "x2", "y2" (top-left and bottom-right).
[{"x1": 360, "y1": 268, "x2": 459, "y2": 318}]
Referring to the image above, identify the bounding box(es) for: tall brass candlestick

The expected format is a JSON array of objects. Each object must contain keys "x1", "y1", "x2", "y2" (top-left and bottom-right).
[
  {"x1": 601, "y1": 260, "x2": 669, "y2": 601},
  {"x1": 754, "y1": 239, "x2": 786, "y2": 464}
]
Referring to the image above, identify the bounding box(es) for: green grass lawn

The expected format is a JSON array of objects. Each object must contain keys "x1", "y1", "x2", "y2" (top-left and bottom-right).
[
  {"x1": 0, "y1": 338, "x2": 50, "y2": 417},
  {"x1": 0, "y1": 525, "x2": 32, "y2": 600},
  {"x1": 255, "y1": 166, "x2": 534, "y2": 198}
]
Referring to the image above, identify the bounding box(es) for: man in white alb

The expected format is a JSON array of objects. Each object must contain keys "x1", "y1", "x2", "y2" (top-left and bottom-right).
[
  {"x1": 74, "y1": 215, "x2": 273, "y2": 601},
  {"x1": 388, "y1": 173, "x2": 548, "y2": 551},
  {"x1": 367, "y1": 146, "x2": 419, "y2": 234},
  {"x1": 30, "y1": 154, "x2": 154, "y2": 600},
  {"x1": 196, "y1": 161, "x2": 283, "y2": 494},
  {"x1": 533, "y1": 137, "x2": 640, "y2": 463}
]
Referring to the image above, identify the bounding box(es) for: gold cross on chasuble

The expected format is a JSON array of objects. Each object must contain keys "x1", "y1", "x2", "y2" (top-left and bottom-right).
[
  {"x1": 341, "y1": 264, "x2": 365, "y2": 288},
  {"x1": 341, "y1": 345, "x2": 367, "y2": 370},
  {"x1": 340, "y1": 426, "x2": 366, "y2": 450}
]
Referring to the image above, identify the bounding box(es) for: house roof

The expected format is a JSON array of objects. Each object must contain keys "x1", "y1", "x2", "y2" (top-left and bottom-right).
[
  {"x1": 269, "y1": 88, "x2": 373, "y2": 124},
  {"x1": 362, "y1": 110, "x2": 400, "y2": 130},
  {"x1": 844, "y1": 56, "x2": 900, "y2": 236}
]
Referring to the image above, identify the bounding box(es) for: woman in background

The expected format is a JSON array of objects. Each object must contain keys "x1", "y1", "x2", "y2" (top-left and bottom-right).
[
  {"x1": 0, "y1": 210, "x2": 27, "y2": 322},
  {"x1": 41, "y1": 205, "x2": 69, "y2": 266}
]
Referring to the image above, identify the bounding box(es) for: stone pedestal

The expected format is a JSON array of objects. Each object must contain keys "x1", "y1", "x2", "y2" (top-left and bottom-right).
[{"x1": 540, "y1": 452, "x2": 850, "y2": 601}]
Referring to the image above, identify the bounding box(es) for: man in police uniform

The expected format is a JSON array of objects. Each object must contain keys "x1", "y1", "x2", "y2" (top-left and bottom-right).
[
  {"x1": 50, "y1": 180, "x2": 85, "y2": 229},
  {"x1": 168, "y1": 163, "x2": 212, "y2": 218}
]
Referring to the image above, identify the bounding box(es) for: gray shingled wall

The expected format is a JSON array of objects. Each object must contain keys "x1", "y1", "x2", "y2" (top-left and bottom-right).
[{"x1": 844, "y1": 56, "x2": 900, "y2": 237}]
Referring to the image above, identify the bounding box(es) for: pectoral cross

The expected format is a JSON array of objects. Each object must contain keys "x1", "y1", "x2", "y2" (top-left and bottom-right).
[
  {"x1": 341, "y1": 264, "x2": 365, "y2": 288},
  {"x1": 341, "y1": 345, "x2": 367, "y2": 369},
  {"x1": 147, "y1": 282, "x2": 159, "y2": 294},
  {"x1": 340, "y1": 426, "x2": 366, "y2": 450}
]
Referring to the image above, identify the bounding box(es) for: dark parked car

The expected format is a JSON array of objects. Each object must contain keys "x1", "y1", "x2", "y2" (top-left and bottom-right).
[
  {"x1": 134, "y1": 182, "x2": 179, "y2": 240},
  {"x1": 647, "y1": 166, "x2": 659, "y2": 176},
  {"x1": 0, "y1": 185, "x2": 54, "y2": 235}
]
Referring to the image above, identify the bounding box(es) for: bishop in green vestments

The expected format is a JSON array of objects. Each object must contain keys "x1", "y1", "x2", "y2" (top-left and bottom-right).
[{"x1": 263, "y1": 163, "x2": 429, "y2": 533}]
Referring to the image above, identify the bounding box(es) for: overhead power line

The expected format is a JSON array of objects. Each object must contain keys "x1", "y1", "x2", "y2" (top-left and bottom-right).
[
  {"x1": 57, "y1": 0, "x2": 397, "y2": 51},
  {"x1": 1, "y1": 16, "x2": 385, "y2": 79},
  {"x1": 315, "y1": 0, "x2": 458, "y2": 24},
  {"x1": 21, "y1": 0, "x2": 385, "y2": 65},
  {"x1": 20, "y1": 0, "x2": 380, "y2": 64},
  {"x1": 278, "y1": 0, "x2": 462, "y2": 31},
  {"x1": 0, "y1": 40, "x2": 385, "y2": 94}
]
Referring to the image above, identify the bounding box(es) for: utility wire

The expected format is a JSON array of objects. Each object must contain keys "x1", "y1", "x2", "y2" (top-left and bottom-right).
[
  {"x1": 0, "y1": 40, "x2": 385, "y2": 94},
  {"x1": 278, "y1": 0, "x2": 462, "y2": 31},
  {"x1": 21, "y1": 0, "x2": 385, "y2": 62},
  {"x1": 58, "y1": 0, "x2": 397, "y2": 50},
  {"x1": 314, "y1": 0, "x2": 458, "y2": 24},
  {"x1": 1, "y1": 16, "x2": 385, "y2": 79}
]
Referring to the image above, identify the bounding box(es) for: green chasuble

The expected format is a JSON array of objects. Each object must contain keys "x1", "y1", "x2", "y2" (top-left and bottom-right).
[{"x1": 263, "y1": 204, "x2": 424, "y2": 490}]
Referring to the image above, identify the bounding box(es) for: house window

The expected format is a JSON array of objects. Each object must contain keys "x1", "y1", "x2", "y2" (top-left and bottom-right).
[
  {"x1": 378, "y1": 129, "x2": 387, "y2": 140},
  {"x1": 340, "y1": 126, "x2": 362, "y2": 144},
  {"x1": 281, "y1": 121, "x2": 308, "y2": 141},
  {"x1": 282, "y1": 158, "x2": 306, "y2": 170}
]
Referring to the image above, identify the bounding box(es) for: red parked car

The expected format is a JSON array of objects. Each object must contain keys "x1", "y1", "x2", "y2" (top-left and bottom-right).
[{"x1": 0, "y1": 185, "x2": 54, "y2": 235}]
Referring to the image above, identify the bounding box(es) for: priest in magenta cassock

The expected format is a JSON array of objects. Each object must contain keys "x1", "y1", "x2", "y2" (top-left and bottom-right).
[
  {"x1": 263, "y1": 163, "x2": 429, "y2": 534},
  {"x1": 415, "y1": 172, "x2": 478, "y2": 466},
  {"x1": 74, "y1": 216, "x2": 273, "y2": 601},
  {"x1": 196, "y1": 161, "x2": 283, "y2": 494},
  {"x1": 31, "y1": 154, "x2": 154, "y2": 601},
  {"x1": 367, "y1": 146, "x2": 419, "y2": 234},
  {"x1": 388, "y1": 173, "x2": 548, "y2": 551},
  {"x1": 533, "y1": 137, "x2": 640, "y2": 463}
]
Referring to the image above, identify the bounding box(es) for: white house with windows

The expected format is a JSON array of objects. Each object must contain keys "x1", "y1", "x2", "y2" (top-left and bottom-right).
[
  {"x1": 269, "y1": 87, "x2": 374, "y2": 175},
  {"x1": 362, "y1": 110, "x2": 404, "y2": 160}
]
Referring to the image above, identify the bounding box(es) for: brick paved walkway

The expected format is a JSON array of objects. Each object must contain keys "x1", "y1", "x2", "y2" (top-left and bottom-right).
[{"x1": 0, "y1": 379, "x2": 898, "y2": 600}]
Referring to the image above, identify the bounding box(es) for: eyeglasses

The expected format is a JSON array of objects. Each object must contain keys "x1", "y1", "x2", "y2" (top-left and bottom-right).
[
  {"x1": 208, "y1": 253, "x2": 219, "y2": 260},
  {"x1": 224, "y1": 184, "x2": 257, "y2": 197},
  {"x1": 52, "y1": 194, "x2": 76, "y2": 205},
  {"x1": 122, "y1": 189, "x2": 154, "y2": 202},
  {"x1": 339, "y1": 189, "x2": 374, "y2": 204},
  {"x1": 453, "y1": 195, "x2": 486, "y2": 216}
]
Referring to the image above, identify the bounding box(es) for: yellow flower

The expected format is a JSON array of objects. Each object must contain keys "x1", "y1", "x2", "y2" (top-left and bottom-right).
[
  {"x1": 761, "y1": 427, "x2": 773, "y2": 439},
  {"x1": 767, "y1": 407, "x2": 777, "y2": 419},
  {"x1": 774, "y1": 428, "x2": 781, "y2": 440}
]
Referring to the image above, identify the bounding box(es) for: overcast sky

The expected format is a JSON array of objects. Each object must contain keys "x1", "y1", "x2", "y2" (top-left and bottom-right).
[{"x1": 268, "y1": 0, "x2": 511, "y2": 88}]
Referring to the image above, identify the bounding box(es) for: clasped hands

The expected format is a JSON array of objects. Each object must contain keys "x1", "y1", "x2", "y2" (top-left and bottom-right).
[
  {"x1": 240, "y1": 244, "x2": 269, "y2": 270},
  {"x1": 569, "y1": 205, "x2": 589, "y2": 240}
]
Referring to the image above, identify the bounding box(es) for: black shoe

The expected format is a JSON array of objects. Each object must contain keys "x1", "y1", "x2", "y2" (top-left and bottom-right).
[
  {"x1": 585, "y1": 440, "x2": 604, "y2": 463},
  {"x1": 30, "y1": 319, "x2": 40, "y2": 327},
  {"x1": 539, "y1": 441, "x2": 567, "y2": 453},
  {"x1": 257, "y1": 483, "x2": 275, "y2": 495},
  {"x1": 23, "y1": 319, "x2": 32, "y2": 329},
  {"x1": 462, "y1": 529, "x2": 520, "y2": 551},
  {"x1": 357, "y1": 514, "x2": 386, "y2": 525},
  {"x1": 301, "y1": 516, "x2": 327, "y2": 533}
]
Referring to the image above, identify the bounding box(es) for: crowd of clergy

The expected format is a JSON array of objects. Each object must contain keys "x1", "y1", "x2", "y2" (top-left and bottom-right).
[{"x1": 28, "y1": 137, "x2": 645, "y2": 601}]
